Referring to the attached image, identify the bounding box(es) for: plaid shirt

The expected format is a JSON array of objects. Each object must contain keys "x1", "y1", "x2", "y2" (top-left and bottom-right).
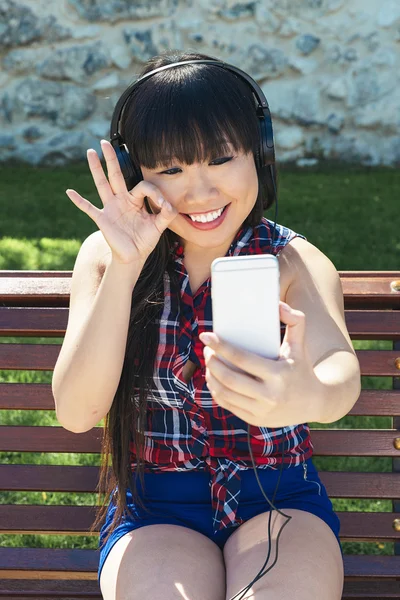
[{"x1": 129, "y1": 217, "x2": 313, "y2": 533}]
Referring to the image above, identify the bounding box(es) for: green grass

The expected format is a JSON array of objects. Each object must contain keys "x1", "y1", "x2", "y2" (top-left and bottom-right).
[{"x1": 1, "y1": 161, "x2": 399, "y2": 557}]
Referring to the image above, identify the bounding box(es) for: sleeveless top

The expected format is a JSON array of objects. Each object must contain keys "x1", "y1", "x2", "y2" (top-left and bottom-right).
[{"x1": 129, "y1": 217, "x2": 313, "y2": 534}]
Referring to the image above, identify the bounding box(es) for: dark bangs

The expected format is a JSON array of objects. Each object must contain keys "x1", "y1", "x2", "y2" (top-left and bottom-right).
[{"x1": 120, "y1": 63, "x2": 260, "y2": 169}]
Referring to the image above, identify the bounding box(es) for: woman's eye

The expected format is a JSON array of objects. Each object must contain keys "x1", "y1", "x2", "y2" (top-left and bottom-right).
[
  {"x1": 211, "y1": 156, "x2": 234, "y2": 165},
  {"x1": 160, "y1": 156, "x2": 234, "y2": 175},
  {"x1": 162, "y1": 168, "x2": 181, "y2": 175}
]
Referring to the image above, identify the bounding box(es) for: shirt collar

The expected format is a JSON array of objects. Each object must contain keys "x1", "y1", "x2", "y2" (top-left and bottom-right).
[{"x1": 170, "y1": 222, "x2": 253, "y2": 261}]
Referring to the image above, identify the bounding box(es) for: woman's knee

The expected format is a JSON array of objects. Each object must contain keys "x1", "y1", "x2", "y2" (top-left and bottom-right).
[
  {"x1": 224, "y1": 509, "x2": 344, "y2": 600},
  {"x1": 99, "y1": 523, "x2": 226, "y2": 600}
]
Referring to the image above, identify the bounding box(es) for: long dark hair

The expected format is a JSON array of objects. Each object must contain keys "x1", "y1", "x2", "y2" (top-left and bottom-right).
[{"x1": 90, "y1": 50, "x2": 278, "y2": 548}]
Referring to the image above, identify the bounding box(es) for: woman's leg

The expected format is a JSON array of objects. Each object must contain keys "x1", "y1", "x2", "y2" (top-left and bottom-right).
[
  {"x1": 100, "y1": 523, "x2": 226, "y2": 600},
  {"x1": 223, "y1": 508, "x2": 344, "y2": 600}
]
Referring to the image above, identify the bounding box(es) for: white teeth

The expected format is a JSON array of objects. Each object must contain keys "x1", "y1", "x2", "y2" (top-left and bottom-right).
[{"x1": 189, "y1": 206, "x2": 224, "y2": 222}]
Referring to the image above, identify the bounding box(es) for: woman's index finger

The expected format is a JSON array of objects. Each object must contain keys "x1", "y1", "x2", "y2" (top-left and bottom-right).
[
  {"x1": 86, "y1": 148, "x2": 116, "y2": 205},
  {"x1": 100, "y1": 140, "x2": 129, "y2": 196}
]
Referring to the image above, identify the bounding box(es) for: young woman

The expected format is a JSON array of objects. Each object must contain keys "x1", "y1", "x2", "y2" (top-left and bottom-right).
[{"x1": 53, "y1": 51, "x2": 360, "y2": 600}]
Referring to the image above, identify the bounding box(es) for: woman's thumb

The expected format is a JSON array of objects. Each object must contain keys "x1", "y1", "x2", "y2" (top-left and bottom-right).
[{"x1": 279, "y1": 301, "x2": 306, "y2": 355}]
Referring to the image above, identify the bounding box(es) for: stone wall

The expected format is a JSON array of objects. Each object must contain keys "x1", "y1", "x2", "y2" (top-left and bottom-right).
[{"x1": 0, "y1": 0, "x2": 399, "y2": 167}]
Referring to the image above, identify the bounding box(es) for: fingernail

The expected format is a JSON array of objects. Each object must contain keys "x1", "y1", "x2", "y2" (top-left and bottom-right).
[
  {"x1": 200, "y1": 333, "x2": 213, "y2": 345},
  {"x1": 203, "y1": 346, "x2": 213, "y2": 360}
]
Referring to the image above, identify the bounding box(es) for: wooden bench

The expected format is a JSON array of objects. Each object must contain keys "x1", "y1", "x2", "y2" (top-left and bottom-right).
[{"x1": 0, "y1": 269, "x2": 399, "y2": 599}]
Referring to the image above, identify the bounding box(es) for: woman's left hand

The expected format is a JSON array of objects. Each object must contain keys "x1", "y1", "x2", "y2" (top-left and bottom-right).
[{"x1": 199, "y1": 301, "x2": 322, "y2": 428}]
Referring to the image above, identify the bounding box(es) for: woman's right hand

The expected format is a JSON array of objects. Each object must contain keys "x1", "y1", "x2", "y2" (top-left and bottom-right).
[{"x1": 66, "y1": 139, "x2": 179, "y2": 265}]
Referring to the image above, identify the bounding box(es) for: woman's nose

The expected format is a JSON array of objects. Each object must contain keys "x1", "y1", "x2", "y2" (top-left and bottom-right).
[{"x1": 185, "y1": 169, "x2": 218, "y2": 202}]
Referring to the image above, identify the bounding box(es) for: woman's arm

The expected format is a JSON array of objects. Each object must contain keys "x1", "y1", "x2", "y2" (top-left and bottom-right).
[{"x1": 52, "y1": 233, "x2": 146, "y2": 433}]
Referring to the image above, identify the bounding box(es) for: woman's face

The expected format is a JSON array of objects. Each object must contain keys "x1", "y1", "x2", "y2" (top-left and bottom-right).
[{"x1": 140, "y1": 143, "x2": 259, "y2": 258}]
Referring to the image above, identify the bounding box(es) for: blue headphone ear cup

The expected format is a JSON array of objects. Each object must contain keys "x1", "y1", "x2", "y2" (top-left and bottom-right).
[
  {"x1": 258, "y1": 116, "x2": 275, "y2": 168},
  {"x1": 256, "y1": 116, "x2": 276, "y2": 210},
  {"x1": 111, "y1": 141, "x2": 143, "y2": 191}
]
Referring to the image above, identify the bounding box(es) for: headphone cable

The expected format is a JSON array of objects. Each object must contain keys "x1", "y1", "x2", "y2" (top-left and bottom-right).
[{"x1": 228, "y1": 165, "x2": 293, "y2": 600}]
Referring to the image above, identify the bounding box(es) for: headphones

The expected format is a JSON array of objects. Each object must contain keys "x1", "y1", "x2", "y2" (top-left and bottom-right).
[
  {"x1": 109, "y1": 59, "x2": 290, "y2": 600},
  {"x1": 109, "y1": 59, "x2": 276, "y2": 193}
]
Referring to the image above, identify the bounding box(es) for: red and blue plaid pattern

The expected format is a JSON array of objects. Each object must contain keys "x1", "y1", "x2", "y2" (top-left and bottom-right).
[{"x1": 129, "y1": 217, "x2": 313, "y2": 533}]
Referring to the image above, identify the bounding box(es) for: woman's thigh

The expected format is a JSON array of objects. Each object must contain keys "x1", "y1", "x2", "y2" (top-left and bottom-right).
[
  {"x1": 223, "y1": 508, "x2": 344, "y2": 600},
  {"x1": 99, "y1": 523, "x2": 226, "y2": 600}
]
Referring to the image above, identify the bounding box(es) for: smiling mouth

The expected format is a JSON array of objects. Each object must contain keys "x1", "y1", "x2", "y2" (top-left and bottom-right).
[
  {"x1": 181, "y1": 204, "x2": 229, "y2": 217},
  {"x1": 181, "y1": 203, "x2": 231, "y2": 229}
]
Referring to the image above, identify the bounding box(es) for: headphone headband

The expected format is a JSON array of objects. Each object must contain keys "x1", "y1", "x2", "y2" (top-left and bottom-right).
[{"x1": 110, "y1": 59, "x2": 275, "y2": 155}]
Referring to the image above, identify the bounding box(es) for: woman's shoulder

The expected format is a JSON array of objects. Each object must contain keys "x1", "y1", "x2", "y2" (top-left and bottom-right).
[
  {"x1": 256, "y1": 217, "x2": 308, "y2": 255},
  {"x1": 89, "y1": 230, "x2": 113, "y2": 276},
  {"x1": 255, "y1": 218, "x2": 310, "y2": 303},
  {"x1": 82, "y1": 229, "x2": 112, "y2": 283},
  {"x1": 267, "y1": 221, "x2": 337, "y2": 309}
]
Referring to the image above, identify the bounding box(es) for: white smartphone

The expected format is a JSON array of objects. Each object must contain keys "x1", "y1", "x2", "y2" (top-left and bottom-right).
[{"x1": 210, "y1": 254, "x2": 281, "y2": 376}]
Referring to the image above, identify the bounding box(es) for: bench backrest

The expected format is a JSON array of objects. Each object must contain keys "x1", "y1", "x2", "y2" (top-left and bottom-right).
[{"x1": 0, "y1": 270, "x2": 399, "y2": 594}]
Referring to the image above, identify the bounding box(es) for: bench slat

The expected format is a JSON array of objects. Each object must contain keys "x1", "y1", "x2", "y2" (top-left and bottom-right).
[
  {"x1": 0, "y1": 464, "x2": 100, "y2": 492},
  {"x1": 1, "y1": 306, "x2": 400, "y2": 338},
  {"x1": 0, "y1": 465, "x2": 399, "y2": 499},
  {"x1": 343, "y1": 555, "x2": 400, "y2": 578},
  {"x1": 1, "y1": 344, "x2": 400, "y2": 376},
  {"x1": 347, "y1": 311, "x2": 400, "y2": 339},
  {"x1": 342, "y1": 580, "x2": 400, "y2": 600},
  {"x1": 347, "y1": 389, "x2": 400, "y2": 417},
  {"x1": 311, "y1": 429, "x2": 400, "y2": 457},
  {"x1": 0, "y1": 307, "x2": 68, "y2": 336},
  {"x1": 1, "y1": 426, "x2": 399, "y2": 457},
  {"x1": 0, "y1": 578, "x2": 102, "y2": 599},
  {"x1": 1, "y1": 384, "x2": 399, "y2": 416},
  {"x1": 0, "y1": 505, "x2": 398, "y2": 542},
  {"x1": 2, "y1": 548, "x2": 396, "y2": 578},
  {"x1": 0, "y1": 344, "x2": 59, "y2": 370},
  {"x1": 1, "y1": 271, "x2": 399, "y2": 307},
  {"x1": 340, "y1": 275, "x2": 400, "y2": 309},
  {"x1": 0, "y1": 271, "x2": 72, "y2": 278},
  {"x1": 0, "y1": 547, "x2": 98, "y2": 576},
  {"x1": 0, "y1": 276, "x2": 71, "y2": 309},
  {"x1": 0, "y1": 581, "x2": 397, "y2": 600},
  {"x1": 0, "y1": 579, "x2": 399, "y2": 600},
  {"x1": 356, "y1": 350, "x2": 400, "y2": 377}
]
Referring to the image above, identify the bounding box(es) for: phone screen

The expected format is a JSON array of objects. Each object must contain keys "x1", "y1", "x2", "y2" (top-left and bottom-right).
[{"x1": 210, "y1": 254, "x2": 281, "y2": 374}]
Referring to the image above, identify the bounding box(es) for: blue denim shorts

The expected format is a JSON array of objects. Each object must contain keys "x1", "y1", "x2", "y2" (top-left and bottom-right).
[{"x1": 97, "y1": 457, "x2": 342, "y2": 585}]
